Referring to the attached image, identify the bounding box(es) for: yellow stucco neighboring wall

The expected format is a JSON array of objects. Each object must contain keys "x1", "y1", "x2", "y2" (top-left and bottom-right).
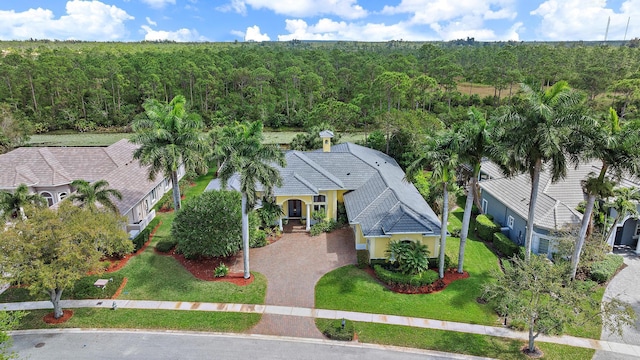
[{"x1": 337, "y1": 190, "x2": 347, "y2": 203}]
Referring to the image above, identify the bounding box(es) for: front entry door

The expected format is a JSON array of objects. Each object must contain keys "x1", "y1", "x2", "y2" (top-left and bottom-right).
[{"x1": 288, "y1": 200, "x2": 302, "y2": 218}]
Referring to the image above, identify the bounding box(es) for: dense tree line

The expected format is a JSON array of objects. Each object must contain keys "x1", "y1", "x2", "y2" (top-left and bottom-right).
[{"x1": 1, "y1": 41, "x2": 639, "y2": 137}]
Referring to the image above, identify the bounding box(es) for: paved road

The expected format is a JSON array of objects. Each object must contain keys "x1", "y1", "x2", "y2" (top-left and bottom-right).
[
  {"x1": 593, "y1": 250, "x2": 640, "y2": 360},
  {"x1": 10, "y1": 330, "x2": 492, "y2": 360}
]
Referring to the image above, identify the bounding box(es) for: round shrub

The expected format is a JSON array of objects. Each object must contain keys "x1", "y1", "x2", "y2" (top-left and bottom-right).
[
  {"x1": 476, "y1": 214, "x2": 501, "y2": 241},
  {"x1": 171, "y1": 190, "x2": 243, "y2": 259},
  {"x1": 155, "y1": 240, "x2": 177, "y2": 253}
]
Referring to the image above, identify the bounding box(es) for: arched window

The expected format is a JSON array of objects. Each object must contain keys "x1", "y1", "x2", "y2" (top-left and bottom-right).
[
  {"x1": 41, "y1": 192, "x2": 54, "y2": 207},
  {"x1": 59, "y1": 192, "x2": 67, "y2": 201}
]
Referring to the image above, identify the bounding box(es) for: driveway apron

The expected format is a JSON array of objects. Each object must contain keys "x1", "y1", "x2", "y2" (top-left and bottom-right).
[
  {"x1": 230, "y1": 227, "x2": 356, "y2": 338},
  {"x1": 593, "y1": 249, "x2": 640, "y2": 360}
]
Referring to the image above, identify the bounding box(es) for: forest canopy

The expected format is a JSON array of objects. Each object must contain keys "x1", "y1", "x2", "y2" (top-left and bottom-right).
[{"x1": 1, "y1": 40, "x2": 639, "y2": 135}]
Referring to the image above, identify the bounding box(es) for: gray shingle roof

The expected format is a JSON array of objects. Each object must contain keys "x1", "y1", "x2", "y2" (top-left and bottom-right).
[
  {"x1": 478, "y1": 162, "x2": 594, "y2": 231},
  {"x1": 0, "y1": 139, "x2": 165, "y2": 215},
  {"x1": 206, "y1": 142, "x2": 442, "y2": 237}
]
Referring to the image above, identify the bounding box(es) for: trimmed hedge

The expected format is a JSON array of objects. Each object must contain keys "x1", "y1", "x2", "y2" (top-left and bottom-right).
[
  {"x1": 590, "y1": 254, "x2": 624, "y2": 283},
  {"x1": 70, "y1": 274, "x2": 125, "y2": 299},
  {"x1": 493, "y1": 232, "x2": 519, "y2": 257},
  {"x1": 476, "y1": 214, "x2": 501, "y2": 241},
  {"x1": 131, "y1": 217, "x2": 162, "y2": 252},
  {"x1": 132, "y1": 228, "x2": 150, "y2": 252},
  {"x1": 374, "y1": 265, "x2": 438, "y2": 288},
  {"x1": 356, "y1": 249, "x2": 370, "y2": 269}
]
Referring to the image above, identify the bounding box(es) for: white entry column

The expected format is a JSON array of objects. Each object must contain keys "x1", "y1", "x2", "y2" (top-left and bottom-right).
[{"x1": 306, "y1": 203, "x2": 311, "y2": 231}]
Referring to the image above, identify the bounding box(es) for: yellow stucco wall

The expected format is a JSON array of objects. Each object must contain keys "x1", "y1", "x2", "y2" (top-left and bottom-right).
[
  {"x1": 325, "y1": 190, "x2": 337, "y2": 220},
  {"x1": 276, "y1": 195, "x2": 313, "y2": 218},
  {"x1": 369, "y1": 234, "x2": 439, "y2": 260},
  {"x1": 337, "y1": 190, "x2": 347, "y2": 203}
]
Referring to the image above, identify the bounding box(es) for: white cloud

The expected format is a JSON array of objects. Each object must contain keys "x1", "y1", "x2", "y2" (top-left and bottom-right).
[
  {"x1": 217, "y1": 0, "x2": 247, "y2": 16},
  {"x1": 145, "y1": 16, "x2": 157, "y2": 26},
  {"x1": 382, "y1": 0, "x2": 516, "y2": 23},
  {"x1": 0, "y1": 0, "x2": 134, "y2": 41},
  {"x1": 219, "y1": 0, "x2": 367, "y2": 20},
  {"x1": 277, "y1": 18, "x2": 428, "y2": 41},
  {"x1": 140, "y1": 0, "x2": 176, "y2": 9},
  {"x1": 530, "y1": 0, "x2": 640, "y2": 40},
  {"x1": 235, "y1": 25, "x2": 270, "y2": 41},
  {"x1": 141, "y1": 25, "x2": 206, "y2": 42}
]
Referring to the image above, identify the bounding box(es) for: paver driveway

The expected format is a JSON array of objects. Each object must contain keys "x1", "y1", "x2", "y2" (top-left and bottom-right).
[{"x1": 229, "y1": 227, "x2": 356, "y2": 338}]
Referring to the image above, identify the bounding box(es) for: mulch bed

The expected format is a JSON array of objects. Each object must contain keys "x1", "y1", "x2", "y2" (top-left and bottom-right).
[
  {"x1": 43, "y1": 310, "x2": 73, "y2": 324},
  {"x1": 159, "y1": 248, "x2": 254, "y2": 286},
  {"x1": 364, "y1": 267, "x2": 469, "y2": 294},
  {"x1": 112, "y1": 278, "x2": 128, "y2": 299},
  {"x1": 97, "y1": 221, "x2": 162, "y2": 274}
]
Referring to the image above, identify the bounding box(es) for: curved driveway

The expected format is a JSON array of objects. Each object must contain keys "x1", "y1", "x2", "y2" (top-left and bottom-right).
[{"x1": 594, "y1": 251, "x2": 640, "y2": 360}]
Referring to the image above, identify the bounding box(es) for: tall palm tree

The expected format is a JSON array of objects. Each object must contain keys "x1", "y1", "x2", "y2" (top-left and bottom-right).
[
  {"x1": 407, "y1": 130, "x2": 459, "y2": 278},
  {"x1": 68, "y1": 179, "x2": 122, "y2": 213},
  {"x1": 131, "y1": 95, "x2": 207, "y2": 211},
  {"x1": 215, "y1": 121, "x2": 286, "y2": 279},
  {"x1": 494, "y1": 81, "x2": 587, "y2": 261},
  {"x1": 604, "y1": 187, "x2": 640, "y2": 245},
  {"x1": 0, "y1": 183, "x2": 46, "y2": 220},
  {"x1": 570, "y1": 108, "x2": 640, "y2": 279},
  {"x1": 455, "y1": 107, "x2": 491, "y2": 273}
]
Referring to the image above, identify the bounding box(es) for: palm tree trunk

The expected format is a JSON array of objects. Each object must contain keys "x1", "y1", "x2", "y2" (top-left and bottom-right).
[
  {"x1": 458, "y1": 183, "x2": 474, "y2": 273},
  {"x1": 570, "y1": 194, "x2": 595, "y2": 279},
  {"x1": 49, "y1": 288, "x2": 64, "y2": 319},
  {"x1": 471, "y1": 170, "x2": 483, "y2": 213},
  {"x1": 439, "y1": 184, "x2": 449, "y2": 278},
  {"x1": 525, "y1": 160, "x2": 542, "y2": 261},
  {"x1": 171, "y1": 171, "x2": 181, "y2": 211},
  {"x1": 241, "y1": 193, "x2": 251, "y2": 279}
]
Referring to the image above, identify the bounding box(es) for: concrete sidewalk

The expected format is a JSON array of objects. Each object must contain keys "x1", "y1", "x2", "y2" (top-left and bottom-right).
[{"x1": 3, "y1": 299, "x2": 640, "y2": 358}]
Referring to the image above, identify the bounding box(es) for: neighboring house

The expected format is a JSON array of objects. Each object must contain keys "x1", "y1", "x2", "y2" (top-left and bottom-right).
[
  {"x1": 206, "y1": 132, "x2": 442, "y2": 262},
  {"x1": 478, "y1": 160, "x2": 640, "y2": 256},
  {"x1": 0, "y1": 139, "x2": 183, "y2": 236}
]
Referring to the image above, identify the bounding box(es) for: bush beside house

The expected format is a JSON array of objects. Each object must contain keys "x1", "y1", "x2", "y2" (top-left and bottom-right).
[
  {"x1": 493, "y1": 232, "x2": 519, "y2": 257},
  {"x1": 476, "y1": 214, "x2": 501, "y2": 241}
]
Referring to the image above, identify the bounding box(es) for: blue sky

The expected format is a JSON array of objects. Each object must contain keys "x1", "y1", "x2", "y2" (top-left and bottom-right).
[{"x1": 1, "y1": 1, "x2": 638, "y2": 42}]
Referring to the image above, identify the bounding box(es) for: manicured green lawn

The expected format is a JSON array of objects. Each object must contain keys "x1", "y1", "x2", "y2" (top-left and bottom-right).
[
  {"x1": 315, "y1": 233, "x2": 500, "y2": 325},
  {"x1": 16, "y1": 308, "x2": 260, "y2": 333},
  {"x1": 1, "y1": 168, "x2": 267, "y2": 306},
  {"x1": 353, "y1": 322, "x2": 594, "y2": 360},
  {"x1": 27, "y1": 131, "x2": 366, "y2": 147}
]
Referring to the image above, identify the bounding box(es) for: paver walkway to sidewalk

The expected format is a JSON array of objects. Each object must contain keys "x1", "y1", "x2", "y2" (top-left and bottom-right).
[
  {"x1": 4, "y1": 299, "x2": 640, "y2": 358},
  {"x1": 228, "y1": 227, "x2": 356, "y2": 338}
]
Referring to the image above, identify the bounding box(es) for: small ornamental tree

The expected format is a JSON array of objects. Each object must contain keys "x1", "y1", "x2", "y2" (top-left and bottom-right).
[
  {"x1": 172, "y1": 190, "x2": 246, "y2": 259},
  {"x1": 483, "y1": 255, "x2": 635, "y2": 356},
  {"x1": 0, "y1": 202, "x2": 131, "y2": 319}
]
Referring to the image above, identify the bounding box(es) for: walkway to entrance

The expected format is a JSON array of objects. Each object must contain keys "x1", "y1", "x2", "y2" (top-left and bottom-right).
[{"x1": 229, "y1": 227, "x2": 356, "y2": 338}]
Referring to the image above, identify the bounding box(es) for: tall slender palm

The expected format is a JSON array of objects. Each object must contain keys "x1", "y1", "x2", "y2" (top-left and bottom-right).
[
  {"x1": 216, "y1": 121, "x2": 286, "y2": 279},
  {"x1": 570, "y1": 108, "x2": 640, "y2": 279},
  {"x1": 0, "y1": 183, "x2": 46, "y2": 220},
  {"x1": 494, "y1": 81, "x2": 587, "y2": 261},
  {"x1": 407, "y1": 130, "x2": 459, "y2": 278},
  {"x1": 68, "y1": 179, "x2": 122, "y2": 213},
  {"x1": 604, "y1": 187, "x2": 640, "y2": 245},
  {"x1": 455, "y1": 107, "x2": 491, "y2": 273},
  {"x1": 131, "y1": 95, "x2": 207, "y2": 211}
]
